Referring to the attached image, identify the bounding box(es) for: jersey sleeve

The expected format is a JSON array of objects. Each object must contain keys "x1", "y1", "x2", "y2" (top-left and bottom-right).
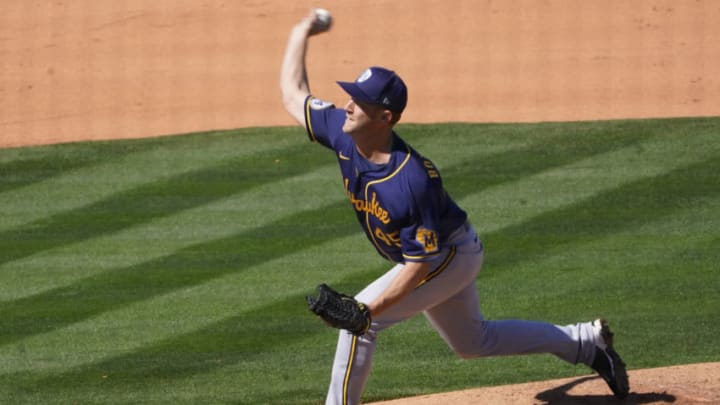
[
  {"x1": 399, "y1": 172, "x2": 445, "y2": 262},
  {"x1": 304, "y1": 95, "x2": 347, "y2": 151}
]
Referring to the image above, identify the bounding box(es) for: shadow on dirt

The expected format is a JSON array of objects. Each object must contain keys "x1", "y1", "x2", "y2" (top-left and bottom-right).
[{"x1": 535, "y1": 376, "x2": 677, "y2": 404}]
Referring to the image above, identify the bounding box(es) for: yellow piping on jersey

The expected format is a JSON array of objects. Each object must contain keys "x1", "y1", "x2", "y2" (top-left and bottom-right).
[
  {"x1": 343, "y1": 334, "x2": 358, "y2": 405},
  {"x1": 415, "y1": 246, "x2": 457, "y2": 288},
  {"x1": 402, "y1": 251, "x2": 441, "y2": 261},
  {"x1": 364, "y1": 144, "x2": 412, "y2": 261},
  {"x1": 304, "y1": 96, "x2": 318, "y2": 142}
]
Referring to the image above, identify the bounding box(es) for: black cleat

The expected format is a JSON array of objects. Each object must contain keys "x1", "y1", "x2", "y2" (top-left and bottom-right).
[{"x1": 590, "y1": 318, "x2": 630, "y2": 399}]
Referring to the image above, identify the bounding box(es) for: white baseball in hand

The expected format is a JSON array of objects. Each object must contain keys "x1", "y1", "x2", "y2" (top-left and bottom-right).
[{"x1": 313, "y1": 8, "x2": 332, "y2": 32}]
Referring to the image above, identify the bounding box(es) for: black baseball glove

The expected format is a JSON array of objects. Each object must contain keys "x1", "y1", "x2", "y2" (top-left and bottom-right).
[{"x1": 306, "y1": 284, "x2": 372, "y2": 336}]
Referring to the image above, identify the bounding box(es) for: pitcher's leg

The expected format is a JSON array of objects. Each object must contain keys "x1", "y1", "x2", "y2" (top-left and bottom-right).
[
  {"x1": 326, "y1": 264, "x2": 410, "y2": 405},
  {"x1": 325, "y1": 251, "x2": 477, "y2": 405},
  {"x1": 425, "y1": 283, "x2": 599, "y2": 365},
  {"x1": 325, "y1": 330, "x2": 376, "y2": 405},
  {"x1": 463, "y1": 319, "x2": 599, "y2": 364}
]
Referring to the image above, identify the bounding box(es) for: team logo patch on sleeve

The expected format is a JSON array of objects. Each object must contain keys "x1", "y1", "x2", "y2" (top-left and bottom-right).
[
  {"x1": 416, "y1": 227, "x2": 439, "y2": 253},
  {"x1": 309, "y1": 97, "x2": 334, "y2": 110}
]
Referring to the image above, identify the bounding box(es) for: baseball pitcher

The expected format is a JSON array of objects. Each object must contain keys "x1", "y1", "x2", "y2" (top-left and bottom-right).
[{"x1": 279, "y1": 9, "x2": 629, "y2": 405}]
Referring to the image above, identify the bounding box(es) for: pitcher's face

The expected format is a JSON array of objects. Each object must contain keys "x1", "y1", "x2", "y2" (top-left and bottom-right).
[{"x1": 342, "y1": 99, "x2": 389, "y2": 135}]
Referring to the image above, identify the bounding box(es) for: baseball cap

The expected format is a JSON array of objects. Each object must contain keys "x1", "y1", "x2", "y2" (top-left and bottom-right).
[{"x1": 337, "y1": 67, "x2": 408, "y2": 114}]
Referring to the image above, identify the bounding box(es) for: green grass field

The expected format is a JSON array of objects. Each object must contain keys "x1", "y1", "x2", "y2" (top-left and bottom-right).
[{"x1": 0, "y1": 117, "x2": 718, "y2": 404}]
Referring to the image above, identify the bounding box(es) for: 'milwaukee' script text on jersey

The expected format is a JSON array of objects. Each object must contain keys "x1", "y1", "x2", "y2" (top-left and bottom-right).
[{"x1": 344, "y1": 179, "x2": 391, "y2": 224}]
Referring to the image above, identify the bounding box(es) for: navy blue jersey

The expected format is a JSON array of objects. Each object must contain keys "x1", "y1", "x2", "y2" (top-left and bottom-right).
[{"x1": 304, "y1": 96, "x2": 467, "y2": 263}]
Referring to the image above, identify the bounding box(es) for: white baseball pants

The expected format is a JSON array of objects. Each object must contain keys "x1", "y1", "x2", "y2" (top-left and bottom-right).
[{"x1": 324, "y1": 223, "x2": 601, "y2": 405}]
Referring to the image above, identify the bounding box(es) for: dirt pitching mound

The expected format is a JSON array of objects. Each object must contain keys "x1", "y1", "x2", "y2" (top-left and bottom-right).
[{"x1": 369, "y1": 362, "x2": 720, "y2": 405}]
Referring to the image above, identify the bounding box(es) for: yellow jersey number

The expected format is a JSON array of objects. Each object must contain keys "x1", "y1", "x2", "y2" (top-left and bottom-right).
[
  {"x1": 423, "y1": 159, "x2": 439, "y2": 179},
  {"x1": 374, "y1": 227, "x2": 401, "y2": 248}
]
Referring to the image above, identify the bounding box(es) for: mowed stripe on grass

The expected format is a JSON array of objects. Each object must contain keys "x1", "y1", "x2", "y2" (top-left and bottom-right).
[{"x1": 0, "y1": 117, "x2": 718, "y2": 404}]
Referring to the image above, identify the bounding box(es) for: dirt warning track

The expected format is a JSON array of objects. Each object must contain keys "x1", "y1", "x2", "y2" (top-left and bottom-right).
[{"x1": 1, "y1": 1, "x2": 718, "y2": 148}]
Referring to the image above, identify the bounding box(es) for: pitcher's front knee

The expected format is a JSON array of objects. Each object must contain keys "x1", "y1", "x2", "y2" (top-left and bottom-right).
[
  {"x1": 448, "y1": 337, "x2": 495, "y2": 359},
  {"x1": 439, "y1": 321, "x2": 493, "y2": 359}
]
